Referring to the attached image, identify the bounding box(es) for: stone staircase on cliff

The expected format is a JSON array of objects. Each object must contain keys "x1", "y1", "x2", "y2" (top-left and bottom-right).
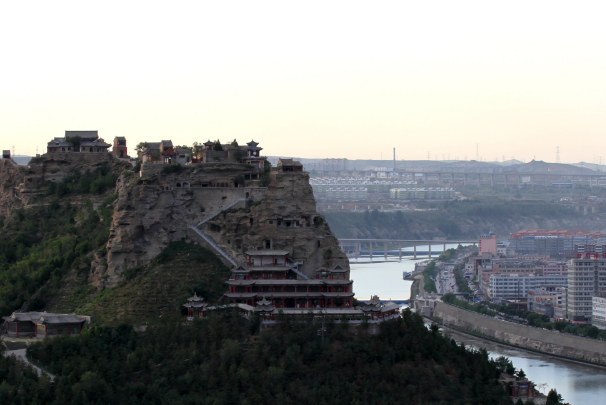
[
  {"x1": 187, "y1": 225, "x2": 238, "y2": 267},
  {"x1": 188, "y1": 198, "x2": 250, "y2": 266},
  {"x1": 196, "y1": 198, "x2": 248, "y2": 227},
  {"x1": 188, "y1": 197, "x2": 311, "y2": 279}
]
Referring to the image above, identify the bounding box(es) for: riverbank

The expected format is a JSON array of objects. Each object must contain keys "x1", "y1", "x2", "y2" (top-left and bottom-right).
[
  {"x1": 433, "y1": 301, "x2": 606, "y2": 365},
  {"x1": 424, "y1": 315, "x2": 606, "y2": 370}
]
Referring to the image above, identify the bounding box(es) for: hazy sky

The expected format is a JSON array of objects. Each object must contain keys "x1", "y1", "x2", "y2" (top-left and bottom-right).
[{"x1": 1, "y1": 1, "x2": 605, "y2": 163}]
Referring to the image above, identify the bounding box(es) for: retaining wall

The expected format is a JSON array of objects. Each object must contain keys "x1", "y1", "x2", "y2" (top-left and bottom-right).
[{"x1": 433, "y1": 301, "x2": 606, "y2": 363}]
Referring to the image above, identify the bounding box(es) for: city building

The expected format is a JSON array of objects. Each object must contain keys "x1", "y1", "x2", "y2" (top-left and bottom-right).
[
  {"x1": 508, "y1": 229, "x2": 606, "y2": 257},
  {"x1": 413, "y1": 292, "x2": 442, "y2": 317},
  {"x1": 390, "y1": 188, "x2": 455, "y2": 200},
  {"x1": 496, "y1": 241, "x2": 509, "y2": 256},
  {"x1": 488, "y1": 274, "x2": 568, "y2": 301},
  {"x1": 303, "y1": 158, "x2": 349, "y2": 172},
  {"x1": 2, "y1": 312, "x2": 88, "y2": 338},
  {"x1": 325, "y1": 187, "x2": 367, "y2": 201},
  {"x1": 592, "y1": 296, "x2": 606, "y2": 329},
  {"x1": 310, "y1": 178, "x2": 417, "y2": 199},
  {"x1": 46, "y1": 131, "x2": 111, "y2": 153},
  {"x1": 479, "y1": 232, "x2": 497, "y2": 256},
  {"x1": 527, "y1": 287, "x2": 563, "y2": 317},
  {"x1": 554, "y1": 286, "x2": 569, "y2": 320},
  {"x1": 113, "y1": 136, "x2": 127, "y2": 158},
  {"x1": 491, "y1": 259, "x2": 543, "y2": 275},
  {"x1": 370, "y1": 166, "x2": 394, "y2": 178},
  {"x1": 567, "y1": 256, "x2": 606, "y2": 322},
  {"x1": 537, "y1": 261, "x2": 568, "y2": 276}
]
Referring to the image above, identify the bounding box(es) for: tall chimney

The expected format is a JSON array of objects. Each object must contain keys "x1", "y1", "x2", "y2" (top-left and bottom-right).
[{"x1": 393, "y1": 147, "x2": 396, "y2": 170}]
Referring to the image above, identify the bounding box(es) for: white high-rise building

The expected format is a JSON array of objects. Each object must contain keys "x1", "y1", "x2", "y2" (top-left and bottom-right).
[
  {"x1": 488, "y1": 274, "x2": 568, "y2": 300},
  {"x1": 567, "y1": 257, "x2": 606, "y2": 321}
]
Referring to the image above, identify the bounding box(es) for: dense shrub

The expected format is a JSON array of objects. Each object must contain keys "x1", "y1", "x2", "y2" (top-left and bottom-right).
[
  {"x1": 0, "y1": 194, "x2": 116, "y2": 316},
  {"x1": 15, "y1": 309, "x2": 514, "y2": 405}
]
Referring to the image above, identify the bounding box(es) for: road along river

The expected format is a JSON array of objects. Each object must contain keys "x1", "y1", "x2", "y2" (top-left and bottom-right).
[{"x1": 349, "y1": 258, "x2": 606, "y2": 404}]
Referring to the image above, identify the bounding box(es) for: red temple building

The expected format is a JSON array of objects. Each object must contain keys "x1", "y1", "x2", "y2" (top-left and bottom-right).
[
  {"x1": 184, "y1": 249, "x2": 400, "y2": 323},
  {"x1": 226, "y1": 249, "x2": 354, "y2": 309},
  {"x1": 113, "y1": 136, "x2": 127, "y2": 158}
]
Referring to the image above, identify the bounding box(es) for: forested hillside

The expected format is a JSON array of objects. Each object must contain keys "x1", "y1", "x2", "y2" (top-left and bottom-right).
[
  {"x1": 324, "y1": 199, "x2": 606, "y2": 239},
  {"x1": 1, "y1": 310, "x2": 515, "y2": 405},
  {"x1": 0, "y1": 195, "x2": 116, "y2": 317}
]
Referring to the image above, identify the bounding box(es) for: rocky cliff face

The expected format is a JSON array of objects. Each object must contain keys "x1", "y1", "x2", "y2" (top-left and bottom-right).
[
  {"x1": 201, "y1": 172, "x2": 347, "y2": 278},
  {"x1": 0, "y1": 159, "x2": 26, "y2": 217},
  {"x1": 0, "y1": 153, "x2": 128, "y2": 216},
  {"x1": 95, "y1": 165, "x2": 348, "y2": 288}
]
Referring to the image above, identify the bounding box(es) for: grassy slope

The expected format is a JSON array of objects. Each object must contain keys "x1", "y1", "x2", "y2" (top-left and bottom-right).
[{"x1": 73, "y1": 241, "x2": 231, "y2": 326}]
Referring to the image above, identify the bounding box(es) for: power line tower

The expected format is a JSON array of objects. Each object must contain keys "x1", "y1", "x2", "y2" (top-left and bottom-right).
[{"x1": 556, "y1": 146, "x2": 560, "y2": 164}]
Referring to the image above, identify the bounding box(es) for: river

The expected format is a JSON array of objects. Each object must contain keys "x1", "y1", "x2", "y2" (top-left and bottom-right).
[
  {"x1": 349, "y1": 243, "x2": 460, "y2": 300},
  {"x1": 350, "y1": 254, "x2": 606, "y2": 404}
]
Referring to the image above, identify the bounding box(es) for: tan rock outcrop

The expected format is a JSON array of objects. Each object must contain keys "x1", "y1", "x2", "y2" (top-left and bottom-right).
[
  {"x1": 0, "y1": 159, "x2": 26, "y2": 217},
  {"x1": 95, "y1": 165, "x2": 348, "y2": 288}
]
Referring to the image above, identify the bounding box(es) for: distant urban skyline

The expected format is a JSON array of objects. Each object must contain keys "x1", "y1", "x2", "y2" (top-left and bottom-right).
[{"x1": 2, "y1": 2, "x2": 606, "y2": 163}]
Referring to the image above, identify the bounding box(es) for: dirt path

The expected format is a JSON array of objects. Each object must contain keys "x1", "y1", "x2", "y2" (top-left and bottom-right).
[{"x1": 3, "y1": 345, "x2": 55, "y2": 381}]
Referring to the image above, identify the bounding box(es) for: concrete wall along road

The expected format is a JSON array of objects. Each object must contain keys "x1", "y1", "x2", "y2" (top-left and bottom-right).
[{"x1": 433, "y1": 301, "x2": 606, "y2": 364}]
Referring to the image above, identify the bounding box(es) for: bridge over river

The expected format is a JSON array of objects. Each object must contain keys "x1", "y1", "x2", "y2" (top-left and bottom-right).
[{"x1": 337, "y1": 238, "x2": 477, "y2": 260}]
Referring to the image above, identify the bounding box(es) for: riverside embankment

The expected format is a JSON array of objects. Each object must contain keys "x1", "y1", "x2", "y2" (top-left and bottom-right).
[{"x1": 433, "y1": 302, "x2": 606, "y2": 364}]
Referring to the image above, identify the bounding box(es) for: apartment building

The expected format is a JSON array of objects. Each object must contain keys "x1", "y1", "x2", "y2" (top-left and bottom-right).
[
  {"x1": 567, "y1": 257, "x2": 606, "y2": 321},
  {"x1": 488, "y1": 274, "x2": 568, "y2": 301},
  {"x1": 592, "y1": 296, "x2": 606, "y2": 329}
]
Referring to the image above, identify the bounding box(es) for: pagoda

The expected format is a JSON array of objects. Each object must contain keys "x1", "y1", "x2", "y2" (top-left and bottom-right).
[{"x1": 225, "y1": 249, "x2": 354, "y2": 310}]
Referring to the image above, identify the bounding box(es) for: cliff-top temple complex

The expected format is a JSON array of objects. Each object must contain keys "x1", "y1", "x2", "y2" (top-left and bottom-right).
[{"x1": 2, "y1": 131, "x2": 399, "y2": 324}]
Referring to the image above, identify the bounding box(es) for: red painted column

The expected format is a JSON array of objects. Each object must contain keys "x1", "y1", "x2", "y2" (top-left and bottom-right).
[
  {"x1": 260, "y1": 256, "x2": 262, "y2": 266},
  {"x1": 248, "y1": 256, "x2": 251, "y2": 266}
]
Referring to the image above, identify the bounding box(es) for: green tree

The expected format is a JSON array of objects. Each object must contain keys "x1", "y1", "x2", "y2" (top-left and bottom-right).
[
  {"x1": 213, "y1": 140, "x2": 223, "y2": 151},
  {"x1": 232, "y1": 174, "x2": 245, "y2": 187},
  {"x1": 135, "y1": 142, "x2": 148, "y2": 152},
  {"x1": 150, "y1": 149, "x2": 161, "y2": 161},
  {"x1": 66, "y1": 135, "x2": 82, "y2": 150},
  {"x1": 546, "y1": 389, "x2": 563, "y2": 404}
]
